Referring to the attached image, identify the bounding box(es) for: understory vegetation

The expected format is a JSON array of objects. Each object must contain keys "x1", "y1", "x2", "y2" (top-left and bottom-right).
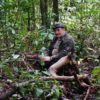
[{"x1": 0, "y1": 0, "x2": 100, "y2": 100}]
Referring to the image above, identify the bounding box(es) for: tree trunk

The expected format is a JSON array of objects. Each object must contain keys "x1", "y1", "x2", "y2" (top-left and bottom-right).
[
  {"x1": 31, "y1": 2, "x2": 36, "y2": 31},
  {"x1": 44, "y1": 0, "x2": 49, "y2": 28},
  {"x1": 40, "y1": 0, "x2": 46, "y2": 27},
  {"x1": 53, "y1": 0, "x2": 59, "y2": 22},
  {"x1": 27, "y1": 9, "x2": 30, "y2": 31}
]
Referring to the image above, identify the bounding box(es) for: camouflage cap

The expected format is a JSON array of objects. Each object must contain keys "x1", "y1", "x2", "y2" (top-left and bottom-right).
[{"x1": 52, "y1": 23, "x2": 66, "y2": 30}]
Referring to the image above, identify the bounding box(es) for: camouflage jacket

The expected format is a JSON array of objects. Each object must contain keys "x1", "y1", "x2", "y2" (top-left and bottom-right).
[{"x1": 47, "y1": 32, "x2": 75, "y2": 61}]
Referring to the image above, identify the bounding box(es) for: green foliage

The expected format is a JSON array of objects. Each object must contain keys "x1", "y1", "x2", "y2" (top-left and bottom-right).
[
  {"x1": 92, "y1": 67, "x2": 100, "y2": 84},
  {"x1": 35, "y1": 88, "x2": 44, "y2": 97},
  {"x1": 0, "y1": 58, "x2": 14, "y2": 77},
  {"x1": 60, "y1": 0, "x2": 100, "y2": 57},
  {"x1": 50, "y1": 81, "x2": 61, "y2": 100},
  {"x1": 15, "y1": 70, "x2": 61, "y2": 100}
]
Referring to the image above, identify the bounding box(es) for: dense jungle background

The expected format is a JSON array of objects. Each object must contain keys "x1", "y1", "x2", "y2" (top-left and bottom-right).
[{"x1": 0, "y1": 0, "x2": 100, "y2": 100}]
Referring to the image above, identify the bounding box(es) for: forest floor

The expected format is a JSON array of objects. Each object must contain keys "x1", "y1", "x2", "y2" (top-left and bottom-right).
[{"x1": 0, "y1": 53, "x2": 100, "y2": 100}]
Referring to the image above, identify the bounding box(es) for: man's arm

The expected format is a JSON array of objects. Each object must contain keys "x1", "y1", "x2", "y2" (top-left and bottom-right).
[{"x1": 40, "y1": 37, "x2": 56, "y2": 62}]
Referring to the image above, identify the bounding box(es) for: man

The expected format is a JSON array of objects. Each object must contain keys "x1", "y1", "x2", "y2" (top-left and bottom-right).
[{"x1": 41, "y1": 23, "x2": 75, "y2": 68}]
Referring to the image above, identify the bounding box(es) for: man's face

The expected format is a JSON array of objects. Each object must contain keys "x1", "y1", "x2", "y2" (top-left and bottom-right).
[{"x1": 54, "y1": 28, "x2": 65, "y2": 38}]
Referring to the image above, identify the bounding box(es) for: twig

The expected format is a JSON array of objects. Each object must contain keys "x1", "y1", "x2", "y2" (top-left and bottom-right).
[
  {"x1": 73, "y1": 72, "x2": 82, "y2": 87},
  {"x1": 83, "y1": 87, "x2": 91, "y2": 100}
]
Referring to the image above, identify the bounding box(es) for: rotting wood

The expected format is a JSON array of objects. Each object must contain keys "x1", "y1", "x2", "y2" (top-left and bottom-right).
[{"x1": 49, "y1": 53, "x2": 79, "y2": 77}]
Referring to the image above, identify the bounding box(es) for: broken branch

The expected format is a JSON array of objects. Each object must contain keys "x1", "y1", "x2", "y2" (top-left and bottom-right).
[{"x1": 83, "y1": 87, "x2": 91, "y2": 100}]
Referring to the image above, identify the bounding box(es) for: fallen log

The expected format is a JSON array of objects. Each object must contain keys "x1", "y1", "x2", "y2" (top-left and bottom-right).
[
  {"x1": 41, "y1": 74, "x2": 89, "y2": 82},
  {"x1": 48, "y1": 52, "x2": 92, "y2": 99},
  {"x1": 49, "y1": 53, "x2": 79, "y2": 77},
  {"x1": 13, "y1": 74, "x2": 89, "y2": 88}
]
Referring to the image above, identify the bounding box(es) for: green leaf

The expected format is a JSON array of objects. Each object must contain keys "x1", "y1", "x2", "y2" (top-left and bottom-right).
[
  {"x1": 48, "y1": 34, "x2": 53, "y2": 40},
  {"x1": 3, "y1": 66, "x2": 14, "y2": 77},
  {"x1": 12, "y1": 54, "x2": 20, "y2": 59},
  {"x1": 92, "y1": 67, "x2": 100, "y2": 76},
  {"x1": 19, "y1": 73, "x2": 31, "y2": 79},
  {"x1": 55, "y1": 87, "x2": 60, "y2": 97},
  {"x1": 11, "y1": 28, "x2": 15, "y2": 34},
  {"x1": 92, "y1": 67, "x2": 100, "y2": 84},
  {"x1": 51, "y1": 86, "x2": 60, "y2": 99},
  {"x1": 35, "y1": 88, "x2": 43, "y2": 97},
  {"x1": 41, "y1": 62, "x2": 45, "y2": 66},
  {"x1": 42, "y1": 71, "x2": 51, "y2": 76}
]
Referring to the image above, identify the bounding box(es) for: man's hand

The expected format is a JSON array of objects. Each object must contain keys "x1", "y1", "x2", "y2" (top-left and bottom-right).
[{"x1": 41, "y1": 56, "x2": 51, "y2": 62}]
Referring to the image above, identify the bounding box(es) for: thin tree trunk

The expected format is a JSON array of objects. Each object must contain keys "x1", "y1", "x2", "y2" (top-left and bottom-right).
[
  {"x1": 40, "y1": 0, "x2": 46, "y2": 26},
  {"x1": 53, "y1": 0, "x2": 59, "y2": 22},
  {"x1": 44, "y1": 0, "x2": 49, "y2": 28},
  {"x1": 27, "y1": 9, "x2": 30, "y2": 31},
  {"x1": 31, "y1": 2, "x2": 36, "y2": 30}
]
